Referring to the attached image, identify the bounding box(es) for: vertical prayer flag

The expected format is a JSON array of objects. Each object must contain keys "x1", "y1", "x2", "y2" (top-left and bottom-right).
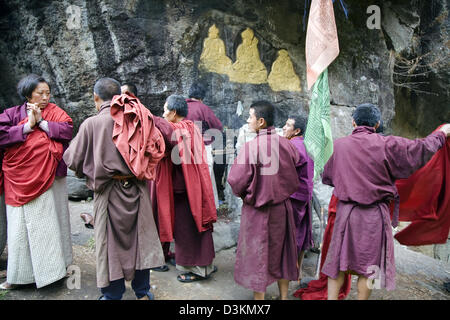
[
  {"x1": 303, "y1": 0, "x2": 340, "y2": 179},
  {"x1": 304, "y1": 69, "x2": 333, "y2": 180}
]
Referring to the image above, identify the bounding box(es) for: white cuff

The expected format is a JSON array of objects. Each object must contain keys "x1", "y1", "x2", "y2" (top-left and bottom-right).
[
  {"x1": 23, "y1": 123, "x2": 33, "y2": 134},
  {"x1": 39, "y1": 120, "x2": 49, "y2": 133}
]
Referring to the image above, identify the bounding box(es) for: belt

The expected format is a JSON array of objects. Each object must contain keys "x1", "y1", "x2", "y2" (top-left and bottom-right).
[
  {"x1": 112, "y1": 175, "x2": 134, "y2": 180},
  {"x1": 112, "y1": 175, "x2": 135, "y2": 187},
  {"x1": 339, "y1": 196, "x2": 400, "y2": 228}
]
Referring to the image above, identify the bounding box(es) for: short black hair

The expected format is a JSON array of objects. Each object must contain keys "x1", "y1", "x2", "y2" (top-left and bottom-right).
[
  {"x1": 122, "y1": 82, "x2": 138, "y2": 96},
  {"x1": 352, "y1": 103, "x2": 381, "y2": 127},
  {"x1": 188, "y1": 82, "x2": 207, "y2": 100},
  {"x1": 94, "y1": 77, "x2": 121, "y2": 101},
  {"x1": 166, "y1": 94, "x2": 188, "y2": 117},
  {"x1": 17, "y1": 74, "x2": 51, "y2": 102},
  {"x1": 288, "y1": 115, "x2": 308, "y2": 135},
  {"x1": 250, "y1": 100, "x2": 274, "y2": 127}
]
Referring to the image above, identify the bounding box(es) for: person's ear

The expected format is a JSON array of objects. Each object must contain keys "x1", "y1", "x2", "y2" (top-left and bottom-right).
[
  {"x1": 294, "y1": 128, "x2": 301, "y2": 136},
  {"x1": 374, "y1": 121, "x2": 380, "y2": 130},
  {"x1": 257, "y1": 118, "x2": 266, "y2": 129},
  {"x1": 352, "y1": 119, "x2": 357, "y2": 128}
]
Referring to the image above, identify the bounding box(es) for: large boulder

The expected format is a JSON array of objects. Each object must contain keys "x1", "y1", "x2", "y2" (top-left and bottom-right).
[{"x1": 66, "y1": 169, "x2": 93, "y2": 200}]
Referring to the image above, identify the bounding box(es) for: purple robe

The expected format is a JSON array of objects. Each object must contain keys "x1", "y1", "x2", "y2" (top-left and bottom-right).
[
  {"x1": 289, "y1": 136, "x2": 314, "y2": 252},
  {"x1": 0, "y1": 103, "x2": 73, "y2": 176},
  {"x1": 153, "y1": 116, "x2": 216, "y2": 268},
  {"x1": 227, "y1": 127, "x2": 300, "y2": 292},
  {"x1": 321, "y1": 126, "x2": 446, "y2": 290}
]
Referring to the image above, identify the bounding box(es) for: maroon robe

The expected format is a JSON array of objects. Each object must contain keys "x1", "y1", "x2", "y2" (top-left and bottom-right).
[
  {"x1": 321, "y1": 126, "x2": 446, "y2": 290},
  {"x1": 227, "y1": 127, "x2": 300, "y2": 292},
  {"x1": 153, "y1": 117, "x2": 216, "y2": 269},
  {"x1": 185, "y1": 99, "x2": 223, "y2": 145},
  {"x1": 289, "y1": 136, "x2": 315, "y2": 252}
]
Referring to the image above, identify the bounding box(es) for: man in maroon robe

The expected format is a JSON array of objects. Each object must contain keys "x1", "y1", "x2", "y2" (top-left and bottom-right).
[
  {"x1": 321, "y1": 103, "x2": 450, "y2": 300},
  {"x1": 282, "y1": 115, "x2": 314, "y2": 282},
  {"x1": 227, "y1": 100, "x2": 300, "y2": 300},
  {"x1": 185, "y1": 82, "x2": 223, "y2": 208},
  {"x1": 153, "y1": 94, "x2": 217, "y2": 283},
  {"x1": 63, "y1": 78, "x2": 165, "y2": 300}
]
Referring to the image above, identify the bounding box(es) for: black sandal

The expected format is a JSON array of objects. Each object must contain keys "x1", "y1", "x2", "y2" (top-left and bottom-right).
[
  {"x1": 151, "y1": 265, "x2": 169, "y2": 272},
  {"x1": 176, "y1": 266, "x2": 218, "y2": 283},
  {"x1": 177, "y1": 272, "x2": 207, "y2": 283}
]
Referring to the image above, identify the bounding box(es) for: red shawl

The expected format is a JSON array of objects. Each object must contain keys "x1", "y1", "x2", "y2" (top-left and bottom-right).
[
  {"x1": 110, "y1": 93, "x2": 165, "y2": 180},
  {"x1": 156, "y1": 120, "x2": 217, "y2": 242},
  {"x1": 2, "y1": 103, "x2": 71, "y2": 206},
  {"x1": 293, "y1": 194, "x2": 352, "y2": 300},
  {"x1": 393, "y1": 125, "x2": 449, "y2": 245}
]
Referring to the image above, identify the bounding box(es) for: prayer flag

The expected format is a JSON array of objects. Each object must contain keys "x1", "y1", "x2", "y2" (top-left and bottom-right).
[
  {"x1": 303, "y1": 0, "x2": 339, "y2": 179},
  {"x1": 304, "y1": 69, "x2": 334, "y2": 180}
]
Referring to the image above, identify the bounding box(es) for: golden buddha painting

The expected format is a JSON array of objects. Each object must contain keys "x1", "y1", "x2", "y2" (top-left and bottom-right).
[
  {"x1": 199, "y1": 24, "x2": 232, "y2": 75},
  {"x1": 268, "y1": 49, "x2": 302, "y2": 92},
  {"x1": 228, "y1": 28, "x2": 268, "y2": 84}
]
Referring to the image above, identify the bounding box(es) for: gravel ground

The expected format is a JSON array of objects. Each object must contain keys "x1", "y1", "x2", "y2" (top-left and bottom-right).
[{"x1": 0, "y1": 200, "x2": 448, "y2": 300}]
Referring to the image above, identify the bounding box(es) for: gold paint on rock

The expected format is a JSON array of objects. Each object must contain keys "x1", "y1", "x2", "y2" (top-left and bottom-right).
[
  {"x1": 199, "y1": 25, "x2": 301, "y2": 91},
  {"x1": 228, "y1": 28, "x2": 268, "y2": 84},
  {"x1": 199, "y1": 24, "x2": 232, "y2": 75},
  {"x1": 268, "y1": 49, "x2": 302, "y2": 92}
]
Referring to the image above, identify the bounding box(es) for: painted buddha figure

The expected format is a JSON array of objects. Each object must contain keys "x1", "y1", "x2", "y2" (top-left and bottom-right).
[
  {"x1": 199, "y1": 24, "x2": 232, "y2": 75},
  {"x1": 229, "y1": 28, "x2": 267, "y2": 84},
  {"x1": 268, "y1": 49, "x2": 301, "y2": 92}
]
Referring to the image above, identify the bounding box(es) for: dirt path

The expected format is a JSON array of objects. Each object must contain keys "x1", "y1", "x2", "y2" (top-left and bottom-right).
[{"x1": 0, "y1": 200, "x2": 448, "y2": 300}]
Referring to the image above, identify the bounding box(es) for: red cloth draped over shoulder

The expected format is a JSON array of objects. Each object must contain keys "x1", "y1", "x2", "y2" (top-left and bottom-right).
[
  {"x1": 110, "y1": 93, "x2": 166, "y2": 180},
  {"x1": 393, "y1": 124, "x2": 450, "y2": 246},
  {"x1": 156, "y1": 119, "x2": 217, "y2": 242},
  {"x1": 2, "y1": 103, "x2": 72, "y2": 206},
  {"x1": 293, "y1": 194, "x2": 352, "y2": 300}
]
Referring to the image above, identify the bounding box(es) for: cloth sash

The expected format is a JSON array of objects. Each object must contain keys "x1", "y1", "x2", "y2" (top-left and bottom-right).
[
  {"x1": 156, "y1": 120, "x2": 217, "y2": 242},
  {"x1": 110, "y1": 93, "x2": 165, "y2": 180},
  {"x1": 2, "y1": 103, "x2": 71, "y2": 206}
]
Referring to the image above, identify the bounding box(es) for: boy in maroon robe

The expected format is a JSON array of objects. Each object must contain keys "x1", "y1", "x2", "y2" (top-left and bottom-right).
[
  {"x1": 322, "y1": 103, "x2": 450, "y2": 300},
  {"x1": 227, "y1": 101, "x2": 300, "y2": 300},
  {"x1": 282, "y1": 115, "x2": 314, "y2": 282}
]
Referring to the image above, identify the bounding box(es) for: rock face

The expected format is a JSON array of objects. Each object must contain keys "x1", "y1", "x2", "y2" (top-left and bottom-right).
[
  {"x1": 0, "y1": 1, "x2": 448, "y2": 257},
  {"x1": 0, "y1": 0, "x2": 447, "y2": 135},
  {"x1": 66, "y1": 169, "x2": 93, "y2": 200},
  {"x1": 1, "y1": 0, "x2": 446, "y2": 135}
]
